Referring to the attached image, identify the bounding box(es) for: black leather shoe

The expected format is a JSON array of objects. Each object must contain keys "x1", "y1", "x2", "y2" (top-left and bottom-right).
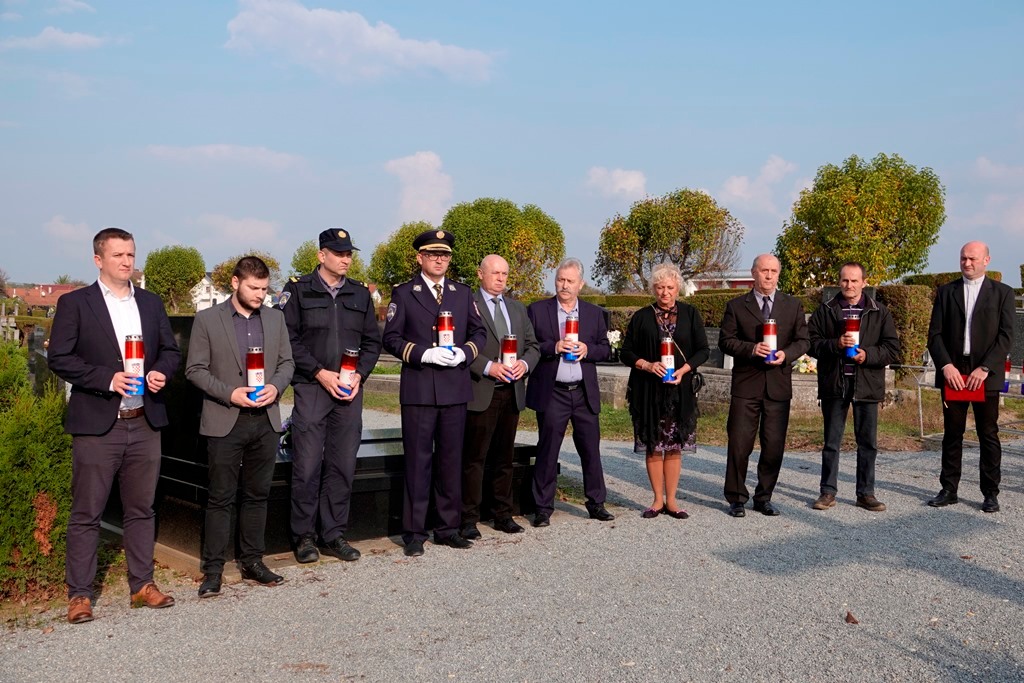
[
  {"x1": 587, "y1": 505, "x2": 615, "y2": 521},
  {"x1": 532, "y1": 513, "x2": 550, "y2": 528},
  {"x1": 752, "y1": 500, "x2": 780, "y2": 516},
  {"x1": 323, "y1": 536, "x2": 360, "y2": 562},
  {"x1": 239, "y1": 561, "x2": 284, "y2": 586},
  {"x1": 435, "y1": 534, "x2": 473, "y2": 549},
  {"x1": 198, "y1": 573, "x2": 222, "y2": 599},
  {"x1": 460, "y1": 524, "x2": 482, "y2": 540},
  {"x1": 927, "y1": 490, "x2": 959, "y2": 507},
  {"x1": 404, "y1": 540, "x2": 424, "y2": 557},
  {"x1": 982, "y1": 495, "x2": 1000, "y2": 513},
  {"x1": 728, "y1": 503, "x2": 746, "y2": 518},
  {"x1": 294, "y1": 533, "x2": 319, "y2": 564},
  {"x1": 494, "y1": 517, "x2": 525, "y2": 534}
]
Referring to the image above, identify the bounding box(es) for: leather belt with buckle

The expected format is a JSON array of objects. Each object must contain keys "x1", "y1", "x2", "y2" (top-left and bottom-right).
[
  {"x1": 238, "y1": 407, "x2": 268, "y2": 416},
  {"x1": 118, "y1": 407, "x2": 144, "y2": 420},
  {"x1": 554, "y1": 381, "x2": 580, "y2": 391}
]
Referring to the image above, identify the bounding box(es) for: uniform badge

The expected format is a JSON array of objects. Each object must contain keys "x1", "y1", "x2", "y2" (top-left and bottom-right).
[
  {"x1": 387, "y1": 302, "x2": 397, "y2": 321},
  {"x1": 338, "y1": 229, "x2": 347, "y2": 238},
  {"x1": 277, "y1": 291, "x2": 291, "y2": 308},
  {"x1": 436, "y1": 230, "x2": 445, "y2": 239},
  {"x1": 448, "y1": 284, "x2": 456, "y2": 291},
  {"x1": 413, "y1": 284, "x2": 422, "y2": 292}
]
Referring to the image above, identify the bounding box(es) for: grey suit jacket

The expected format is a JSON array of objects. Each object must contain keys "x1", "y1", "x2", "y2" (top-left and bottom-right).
[
  {"x1": 186, "y1": 299, "x2": 295, "y2": 438},
  {"x1": 467, "y1": 289, "x2": 540, "y2": 412}
]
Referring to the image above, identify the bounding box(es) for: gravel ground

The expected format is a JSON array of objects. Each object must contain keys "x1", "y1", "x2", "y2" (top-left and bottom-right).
[{"x1": 3, "y1": 409, "x2": 1023, "y2": 683}]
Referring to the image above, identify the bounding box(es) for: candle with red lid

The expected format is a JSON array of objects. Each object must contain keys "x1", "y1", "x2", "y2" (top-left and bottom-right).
[
  {"x1": 124, "y1": 335, "x2": 145, "y2": 395},
  {"x1": 500, "y1": 335, "x2": 518, "y2": 382},
  {"x1": 246, "y1": 347, "x2": 264, "y2": 402},
  {"x1": 660, "y1": 335, "x2": 675, "y2": 383},
  {"x1": 338, "y1": 348, "x2": 359, "y2": 396},
  {"x1": 437, "y1": 311, "x2": 454, "y2": 350},
  {"x1": 763, "y1": 319, "x2": 778, "y2": 363},
  {"x1": 1004, "y1": 354, "x2": 1011, "y2": 393},
  {"x1": 563, "y1": 312, "x2": 580, "y2": 362},
  {"x1": 844, "y1": 314, "x2": 861, "y2": 358}
]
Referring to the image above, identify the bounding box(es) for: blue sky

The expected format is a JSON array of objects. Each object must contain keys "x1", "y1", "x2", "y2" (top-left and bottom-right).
[{"x1": 1, "y1": 0, "x2": 1022, "y2": 287}]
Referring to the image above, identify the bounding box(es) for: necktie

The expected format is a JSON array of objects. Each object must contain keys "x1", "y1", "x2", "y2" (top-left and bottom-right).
[
  {"x1": 491, "y1": 297, "x2": 509, "y2": 338},
  {"x1": 761, "y1": 297, "x2": 771, "y2": 321},
  {"x1": 433, "y1": 283, "x2": 443, "y2": 305}
]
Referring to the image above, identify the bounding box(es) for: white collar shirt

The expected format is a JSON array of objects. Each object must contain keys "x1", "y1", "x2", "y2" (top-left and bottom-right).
[{"x1": 97, "y1": 278, "x2": 143, "y2": 409}]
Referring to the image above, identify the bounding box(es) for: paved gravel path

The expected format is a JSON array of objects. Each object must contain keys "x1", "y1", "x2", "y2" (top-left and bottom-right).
[{"x1": 4, "y1": 409, "x2": 1023, "y2": 682}]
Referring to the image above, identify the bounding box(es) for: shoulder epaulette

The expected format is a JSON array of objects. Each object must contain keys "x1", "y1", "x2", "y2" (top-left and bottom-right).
[
  {"x1": 348, "y1": 279, "x2": 367, "y2": 288},
  {"x1": 289, "y1": 276, "x2": 300, "y2": 283}
]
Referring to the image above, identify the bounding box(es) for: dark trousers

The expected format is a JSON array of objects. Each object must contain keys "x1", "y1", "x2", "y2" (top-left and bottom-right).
[
  {"x1": 66, "y1": 417, "x2": 161, "y2": 598},
  {"x1": 289, "y1": 382, "x2": 364, "y2": 543},
  {"x1": 462, "y1": 385, "x2": 520, "y2": 524},
  {"x1": 941, "y1": 362, "x2": 1001, "y2": 495},
  {"x1": 202, "y1": 412, "x2": 278, "y2": 573},
  {"x1": 724, "y1": 395, "x2": 789, "y2": 504},
  {"x1": 401, "y1": 403, "x2": 466, "y2": 544},
  {"x1": 532, "y1": 385, "x2": 607, "y2": 516},
  {"x1": 820, "y1": 396, "x2": 879, "y2": 497}
]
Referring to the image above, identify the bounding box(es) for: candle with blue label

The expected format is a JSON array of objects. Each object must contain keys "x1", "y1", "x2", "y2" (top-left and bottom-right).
[
  {"x1": 123, "y1": 335, "x2": 145, "y2": 396},
  {"x1": 844, "y1": 314, "x2": 861, "y2": 358},
  {"x1": 563, "y1": 312, "x2": 580, "y2": 362},
  {"x1": 437, "y1": 311, "x2": 454, "y2": 351},
  {"x1": 246, "y1": 346, "x2": 264, "y2": 402},
  {"x1": 1003, "y1": 354, "x2": 1011, "y2": 393},
  {"x1": 763, "y1": 318, "x2": 778, "y2": 363},
  {"x1": 338, "y1": 348, "x2": 359, "y2": 396},
  {"x1": 660, "y1": 335, "x2": 675, "y2": 383}
]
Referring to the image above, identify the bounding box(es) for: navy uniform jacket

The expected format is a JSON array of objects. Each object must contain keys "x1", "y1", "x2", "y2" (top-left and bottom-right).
[
  {"x1": 279, "y1": 271, "x2": 382, "y2": 385},
  {"x1": 382, "y1": 276, "x2": 486, "y2": 406}
]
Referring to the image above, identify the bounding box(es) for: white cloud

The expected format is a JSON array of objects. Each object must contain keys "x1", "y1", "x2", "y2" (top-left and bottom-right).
[
  {"x1": 44, "y1": 69, "x2": 91, "y2": 97},
  {"x1": 194, "y1": 213, "x2": 285, "y2": 252},
  {"x1": 47, "y1": 0, "x2": 95, "y2": 15},
  {"x1": 0, "y1": 11, "x2": 21, "y2": 21},
  {"x1": 43, "y1": 215, "x2": 91, "y2": 248},
  {"x1": 226, "y1": 0, "x2": 492, "y2": 82},
  {"x1": 964, "y1": 157, "x2": 1024, "y2": 235},
  {"x1": 384, "y1": 151, "x2": 453, "y2": 225},
  {"x1": 585, "y1": 166, "x2": 647, "y2": 200},
  {"x1": 973, "y1": 156, "x2": 1024, "y2": 184},
  {"x1": 719, "y1": 155, "x2": 798, "y2": 215},
  {"x1": 0, "y1": 26, "x2": 105, "y2": 50},
  {"x1": 145, "y1": 144, "x2": 302, "y2": 170}
]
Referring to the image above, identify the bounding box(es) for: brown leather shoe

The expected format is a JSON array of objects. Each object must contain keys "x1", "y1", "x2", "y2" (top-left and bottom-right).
[
  {"x1": 130, "y1": 582, "x2": 176, "y2": 609},
  {"x1": 812, "y1": 493, "x2": 836, "y2": 510},
  {"x1": 67, "y1": 596, "x2": 94, "y2": 624},
  {"x1": 856, "y1": 495, "x2": 887, "y2": 512}
]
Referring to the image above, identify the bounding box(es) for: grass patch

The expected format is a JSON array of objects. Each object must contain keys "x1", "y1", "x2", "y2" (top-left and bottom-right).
[{"x1": 556, "y1": 474, "x2": 586, "y2": 505}]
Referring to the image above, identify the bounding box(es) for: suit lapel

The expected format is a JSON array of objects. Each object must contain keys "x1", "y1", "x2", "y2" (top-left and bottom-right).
[
  {"x1": 547, "y1": 297, "x2": 560, "y2": 338},
  {"x1": 217, "y1": 300, "x2": 244, "y2": 372},
  {"x1": 475, "y1": 289, "x2": 498, "y2": 338},
  {"x1": 744, "y1": 291, "x2": 764, "y2": 324},
  {"x1": 84, "y1": 282, "x2": 122, "y2": 356},
  {"x1": 953, "y1": 279, "x2": 966, "y2": 317},
  {"x1": 412, "y1": 277, "x2": 442, "y2": 315}
]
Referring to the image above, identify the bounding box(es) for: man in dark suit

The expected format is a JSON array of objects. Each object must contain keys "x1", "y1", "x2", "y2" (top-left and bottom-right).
[
  {"x1": 926, "y1": 241, "x2": 1015, "y2": 513},
  {"x1": 48, "y1": 227, "x2": 181, "y2": 624},
  {"x1": 279, "y1": 229, "x2": 381, "y2": 564},
  {"x1": 719, "y1": 253, "x2": 809, "y2": 517},
  {"x1": 382, "y1": 229, "x2": 486, "y2": 557},
  {"x1": 186, "y1": 256, "x2": 295, "y2": 598},
  {"x1": 460, "y1": 254, "x2": 540, "y2": 538},
  {"x1": 526, "y1": 257, "x2": 613, "y2": 527}
]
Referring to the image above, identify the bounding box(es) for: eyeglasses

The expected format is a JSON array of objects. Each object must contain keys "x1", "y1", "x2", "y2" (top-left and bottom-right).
[{"x1": 422, "y1": 252, "x2": 452, "y2": 262}]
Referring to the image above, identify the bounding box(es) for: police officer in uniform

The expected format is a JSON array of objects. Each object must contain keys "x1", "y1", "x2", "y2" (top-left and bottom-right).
[
  {"x1": 382, "y1": 229, "x2": 486, "y2": 557},
  {"x1": 279, "y1": 228, "x2": 382, "y2": 563}
]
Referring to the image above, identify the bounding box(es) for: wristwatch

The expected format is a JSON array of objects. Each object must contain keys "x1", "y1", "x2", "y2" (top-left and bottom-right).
[{"x1": 980, "y1": 366, "x2": 990, "y2": 374}]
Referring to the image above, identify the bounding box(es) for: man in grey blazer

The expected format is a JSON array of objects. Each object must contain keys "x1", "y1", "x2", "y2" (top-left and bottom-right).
[
  {"x1": 186, "y1": 256, "x2": 294, "y2": 597},
  {"x1": 460, "y1": 255, "x2": 540, "y2": 538}
]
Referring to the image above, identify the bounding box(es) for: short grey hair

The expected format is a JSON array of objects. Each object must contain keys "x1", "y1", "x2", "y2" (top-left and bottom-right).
[
  {"x1": 556, "y1": 257, "x2": 585, "y2": 280},
  {"x1": 649, "y1": 262, "x2": 684, "y2": 294}
]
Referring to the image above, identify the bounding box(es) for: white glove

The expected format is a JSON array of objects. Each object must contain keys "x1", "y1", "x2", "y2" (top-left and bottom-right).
[
  {"x1": 421, "y1": 347, "x2": 456, "y2": 366},
  {"x1": 451, "y1": 347, "x2": 466, "y2": 366}
]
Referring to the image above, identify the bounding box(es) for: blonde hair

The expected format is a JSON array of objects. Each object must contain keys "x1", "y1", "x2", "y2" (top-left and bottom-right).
[{"x1": 649, "y1": 262, "x2": 683, "y2": 294}]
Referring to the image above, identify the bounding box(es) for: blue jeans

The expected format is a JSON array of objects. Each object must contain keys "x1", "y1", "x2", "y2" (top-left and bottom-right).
[{"x1": 820, "y1": 397, "x2": 879, "y2": 497}]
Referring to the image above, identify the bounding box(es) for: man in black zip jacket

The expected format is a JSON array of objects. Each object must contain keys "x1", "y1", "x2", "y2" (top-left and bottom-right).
[
  {"x1": 808, "y1": 262, "x2": 900, "y2": 512},
  {"x1": 279, "y1": 228, "x2": 381, "y2": 563}
]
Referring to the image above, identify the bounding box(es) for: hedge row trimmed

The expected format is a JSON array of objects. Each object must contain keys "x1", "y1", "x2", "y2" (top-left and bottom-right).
[
  {"x1": 876, "y1": 284, "x2": 933, "y2": 374},
  {"x1": 903, "y1": 271, "x2": 1002, "y2": 287}
]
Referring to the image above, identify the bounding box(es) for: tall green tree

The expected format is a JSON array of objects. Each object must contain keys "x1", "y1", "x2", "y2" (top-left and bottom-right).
[
  {"x1": 289, "y1": 239, "x2": 367, "y2": 281},
  {"x1": 143, "y1": 245, "x2": 205, "y2": 314},
  {"x1": 775, "y1": 153, "x2": 946, "y2": 292},
  {"x1": 210, "y1": 249, "x2": 282, "y2": 292},
  {"x1": 440, "y1": 198, "x2": 565, "y2": 297},
  {"x1": 368, "y1": 222, "x2": 433, "y2": 299},
  {"x1": 594, "y1": 189, "x2": 744, "y2": 293}
]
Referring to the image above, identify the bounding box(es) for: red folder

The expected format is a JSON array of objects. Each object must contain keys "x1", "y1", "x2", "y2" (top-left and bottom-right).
[{"x1": 943, "y1": 375, "x2": 986, "y2": 402}]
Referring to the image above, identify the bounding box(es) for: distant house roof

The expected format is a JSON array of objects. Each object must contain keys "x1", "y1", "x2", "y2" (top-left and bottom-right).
[{"x1": 11, "y1": 284, "x2": 82, "y2": 309}]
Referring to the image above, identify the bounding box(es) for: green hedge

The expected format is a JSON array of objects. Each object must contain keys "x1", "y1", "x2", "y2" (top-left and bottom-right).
[
  {"x1": 604, "y1": 294, "x2": 653, "y2": 307},
  {"x1": 876, "y1": 284, "x2": 933, "y2": 375},
  {"x1": 687, "y1": 288, "x2": 742, "y2": 296},
  {"x1": 684, "y1": 291, "x2": 737, "y2": 328},
  {"x1": 605, "y1": 307, "x2": 640, "y2": 335},
  {"x1": 903, "y1": 271, "x2": 1002, "y2": 287},
  {"x1": 0, "y1": 353, "x2": 72, "y2": 599},
  {"x1": 797, "y1": 288, "x2": 823, "y2": 316},
  {"x1": 578, "y1": 294, "x2": 607, "y2": 306}
]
